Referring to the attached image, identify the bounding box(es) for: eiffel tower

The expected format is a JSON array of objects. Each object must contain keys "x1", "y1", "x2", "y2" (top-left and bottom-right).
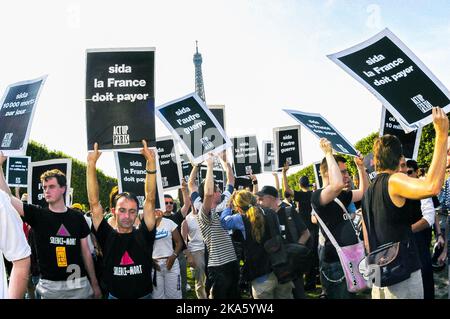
[{"x1": 193, "y1": 40, "x2": 206, "y2": 102}]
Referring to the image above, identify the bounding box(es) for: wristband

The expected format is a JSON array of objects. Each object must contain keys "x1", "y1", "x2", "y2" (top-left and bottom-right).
[
  {"x1": 252, "y1": 180, "x2": 258, "y2": 185},
  {"x1": 146, "y1": 169, "x2": 157, "y2": 174},
  {"x1": 172, "y1": 252, "x2": 178, "y2": 257}
]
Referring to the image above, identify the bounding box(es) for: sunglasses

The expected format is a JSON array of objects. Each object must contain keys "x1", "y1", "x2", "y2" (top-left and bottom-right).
[{"x1": 165, "y1": 201, "x2": 174, "y2": 205}]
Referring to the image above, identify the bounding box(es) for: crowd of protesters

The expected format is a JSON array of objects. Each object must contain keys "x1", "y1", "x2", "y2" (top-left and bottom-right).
[{"x1": 0, "y1": 108, "x2": 449, "y2": 299}]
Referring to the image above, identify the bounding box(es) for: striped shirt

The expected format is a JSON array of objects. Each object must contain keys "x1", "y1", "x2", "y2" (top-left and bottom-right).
[{"x1": 197, "y1": 206, "x2": 237, "y2": 267}]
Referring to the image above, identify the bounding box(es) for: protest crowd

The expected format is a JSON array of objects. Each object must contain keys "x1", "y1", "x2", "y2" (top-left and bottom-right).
[{"x1": 0, "y1": 29, "x2": 449, "y2": 300}]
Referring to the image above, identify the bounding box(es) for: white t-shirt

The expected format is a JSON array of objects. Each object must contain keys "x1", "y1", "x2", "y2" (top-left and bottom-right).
[
  {"x1": 0, "y1": 190, "x2": 31, "y2": 299},
  {"x1": 152, "y1": 217, "x2": 178, "y2": 259},
  {"x1": 185, "y1": 213, "x2": 204, "y2": 252}
]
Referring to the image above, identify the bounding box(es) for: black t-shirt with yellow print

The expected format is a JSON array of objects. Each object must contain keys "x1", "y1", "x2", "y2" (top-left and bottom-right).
[{"x1": 23, "y1": 204, "x2": 90, "y2": 281}]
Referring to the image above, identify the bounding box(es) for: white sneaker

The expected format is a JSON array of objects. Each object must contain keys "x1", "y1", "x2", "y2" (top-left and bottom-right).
[{"x1": 186, "y1": 283, "x2": 191, "y2": 291}]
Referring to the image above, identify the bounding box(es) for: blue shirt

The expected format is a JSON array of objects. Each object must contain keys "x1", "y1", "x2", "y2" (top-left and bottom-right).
[{"x1": 220, "y1": 207, "x2": 246, "y2": 240}]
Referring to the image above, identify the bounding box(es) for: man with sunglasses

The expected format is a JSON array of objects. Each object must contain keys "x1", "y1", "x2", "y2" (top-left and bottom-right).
[{"x1": 86, "y1": 141, "x2": 157, "y2": 299}]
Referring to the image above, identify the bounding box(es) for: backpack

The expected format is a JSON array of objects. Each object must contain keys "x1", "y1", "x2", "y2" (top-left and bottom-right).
[{"x1": 263, "y1": 208, "x2": 312, "y2": 283}]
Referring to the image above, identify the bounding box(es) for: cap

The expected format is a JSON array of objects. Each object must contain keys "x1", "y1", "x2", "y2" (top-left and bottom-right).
[
  {"x1": 256, "y1": 186, "x2": 279, "y2": 198},
  {"x1": 299, "y1": 176, "x2": 311, "y2": 188}
]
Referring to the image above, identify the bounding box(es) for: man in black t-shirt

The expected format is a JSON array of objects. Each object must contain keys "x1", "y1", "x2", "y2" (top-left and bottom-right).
[
  {"x1": 310, "y1": 138, "x2": 368, "y2": 299},
  {"x1": 87, "y1": 141, "x2": 156, "y2": 299},
  {"x1": 0, "y1": 155, "x2": 101, "y2": 299},
  {"x1": 256, "y1": 185, "x2": 310, "y2": 299}
]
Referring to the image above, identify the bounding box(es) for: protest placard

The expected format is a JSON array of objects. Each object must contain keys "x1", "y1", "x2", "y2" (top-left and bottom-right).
[
  {"x1": 115, "y1": 150, "x2": 164, "y2": 210},
  {"x1": 328, "y1": 28, "x2": 450, "y2": 132},
  {"x1": 284, "y1": 109, "x2": 358, "y2": 156},
  {"x1": 29, "y1": 159, "x2": 72, "y2": 206},
  {"x1": 0, "y1": 76, "x2": 46, "y2": 155},
  {"x1": 86, "y1": 48, "x2": 155, "y2": 151},
  {"x1": 157, "y1": 93, "x2": 231, "y2": 164}
]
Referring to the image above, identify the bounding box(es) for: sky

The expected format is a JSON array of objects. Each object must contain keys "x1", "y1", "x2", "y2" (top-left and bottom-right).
[{"x1": 1, "y1": 0, "x2": 450, "y2": 193}]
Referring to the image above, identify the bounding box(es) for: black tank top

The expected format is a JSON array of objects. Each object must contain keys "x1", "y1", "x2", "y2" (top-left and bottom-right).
[
  {"x1": 362, "y1": 173, "x2": 411, "y2": 244},
  {"x1": 362, "y1": 173, "x2": 421, "y2": 272}
]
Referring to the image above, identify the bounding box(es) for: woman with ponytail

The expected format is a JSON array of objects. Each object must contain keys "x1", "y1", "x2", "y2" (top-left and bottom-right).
[{"x1": 220, "y1": 190, "x2": 293, "y2": 299}]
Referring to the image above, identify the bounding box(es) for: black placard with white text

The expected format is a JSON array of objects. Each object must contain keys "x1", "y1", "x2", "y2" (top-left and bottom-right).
[
  {"x1": 180, "y1": 153, "x2": 194, "y2": 183},
  {"x1": 232, "y1": 135, "x2": 262, "y2": 177},
  {"x1": 6, "y1": 156, "x2": 30, "y2": 187},
  {"x1": 273, "y1": 126, "x2": 302, "y2": 169},
  {"x1": 263, "y1": 141, "x2": 276, "y2": 172},
  {"x1": 364, "y1": 152, "x2": 377, "y2": 182},
  {"x1": 114, "y1": 151, "x2": 164, "y2": 210},
  {"x1": 208, "y1": 105, "x2": 226, "y2": 131},
  {"x1": 328, "y1": 28, "x2": 450, "y2": 132},
  {"x1": 284, "y1": 109, "x2": 358, "y2": 156},
  {"x1": 380, "y1": 107, "x2": 422, "y2": 160},
  {"x1": 156, "y1": 136, "x2": 182, "y2": 190},
  {"x1": 29, "y1": 159, "x2": 72, "y2": 207},
  {"x1": 86, "y1": 48, "x2": 155, "y2": 151},
  {"x1": 156, "y1": 93, "x2": 231, "y2": 164},
  {"x1": 312, "y1": 162, "x2": 323, "y2": 189},
  {"x1": 200, "y1": 167, "x2": 225, "y2": 193},
  {"x1": 0, "y1": 76, "x2": 46, "y2": 156}
]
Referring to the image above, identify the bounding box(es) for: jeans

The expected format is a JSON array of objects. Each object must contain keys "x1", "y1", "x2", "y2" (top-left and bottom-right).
[{"x1": 319, "y1": 247, "x2": 353, "y2": 299}]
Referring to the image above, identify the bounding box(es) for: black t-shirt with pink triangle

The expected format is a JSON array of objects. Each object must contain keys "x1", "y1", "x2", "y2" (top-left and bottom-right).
[
  {"x1": 94, "y1": 218, "x2": 156, "y2": 299},
  {"x1": 23, "y1": 204, "x2": 90, "y2": 281}
]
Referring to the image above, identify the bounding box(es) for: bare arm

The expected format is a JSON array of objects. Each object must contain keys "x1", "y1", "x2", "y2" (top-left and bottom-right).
[
  {"x1": 0, "y1": 153, "x2": 24, "y2": 216},
  {"x1": 86, "y1": 143, "x2": 104, "y2": 231},
  {"x1": 202, "y1": 155, "x2": 215, "y2": 216},
  {"x1": 249, "y1": 171, "x2": 258, "y2": 195},
  {"x1": 411, "y1": 218, "x2": 431, "y2": 233},
  {"x1": 141, "y1": 140, "x2": 156, "y2": 232},
  {"x1": 219, "y1": 151, "x2": 234, "y2": 187},
  {"x1": 14, "y1": 187, "x2": 20, "y2": 199},
  {"x1": 179, "y1": 180, "x2": 191, "y2": 217},
  {"x1": 188, "y1": 164, "x2": 200, "y2": 195},
  {"x1": 80, "y1": 238, "x2": 101, "y2": 298},
  {"x1": 351, "y1": 155, "x2": 369, "y2": 203},
  {"x1": 318, "y1": 138, "x2": 345, "y2": 206},
  {"x1": 282, "y1": 163, "x2": 293, "y2": 196},
  {"x1": 8, "y1": 257, "x2": 30, "y2": 299},
  {"x1": 166, "y1": 228, "x2": 183, "y2": 271},
  {"x1": 181, "y1": 219, "x2": 189, "y2": 245},
  {"x1": 390, "y1": 107, "x2": 448, "y2": 202},
  {"x1": 361, "y1": 216, "x2": 370, "y2": 253}
]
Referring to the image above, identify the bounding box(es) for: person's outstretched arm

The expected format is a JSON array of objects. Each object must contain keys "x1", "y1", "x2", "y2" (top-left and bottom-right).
[
  {"x1": 188, "y1": 164, "x2": 200, "y2": 195},
  {"x1": 390, "y1": 107, "x2": 449, "y2": 201},
  {"x1": 86, "y1": 143, "x2": 104, "y2": 231},
  {"x1": 219, "y1": 150, "x2": 234, "y2": 187},
  {"x1": 282, "y1": 163, "x2": 293, "y2": 196},
  {"x1": 141, "y1": 140, "x2": 156, "y2": 232},
  {"x1": 179, "y1": 180, "x2": 191, "y2": 218},
  {"x1": 201, "y1": 154, "x2": 215, "y2": 216},
  {"x1": 351, "y1": 154, "x2": 368, "y2": 203},
  {"x1": 8, "y1": 257, "x2": 30, "y2": 299},
  {"x1": 318, "y1": 138, "x2": 345, "y2": 206}
]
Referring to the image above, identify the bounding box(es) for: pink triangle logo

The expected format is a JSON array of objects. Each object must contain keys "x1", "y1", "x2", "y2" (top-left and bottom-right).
[
  {"x1": 120, "y1": 251, "x2": 134, "y2": 266},
  {"x1": 56, "y1": 224, "x2": 71, "y2": 237}
]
